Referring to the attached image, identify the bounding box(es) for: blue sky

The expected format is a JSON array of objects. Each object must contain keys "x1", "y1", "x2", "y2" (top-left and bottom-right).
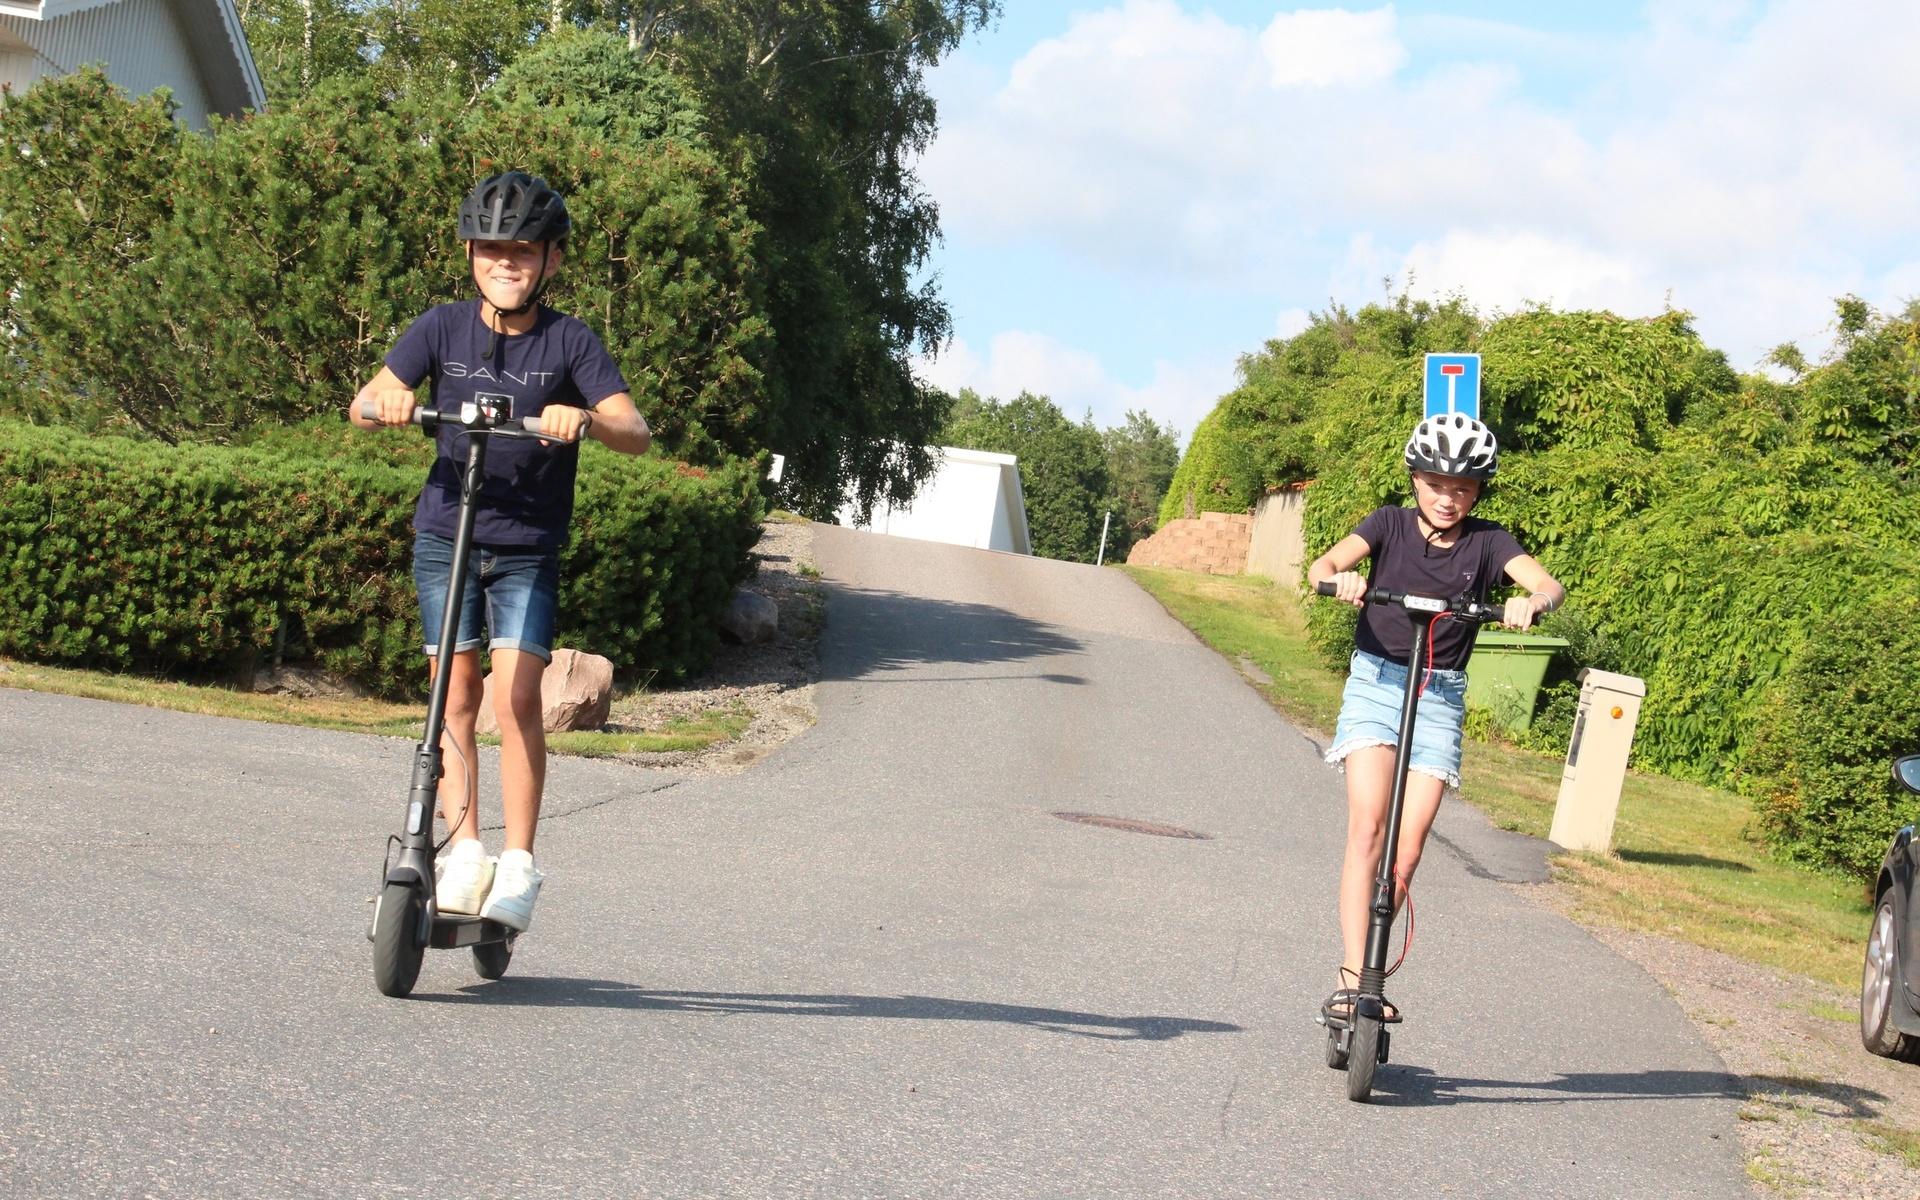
[{"x1": 911, "y1": 1, "x2": 1920, "y2": 444}]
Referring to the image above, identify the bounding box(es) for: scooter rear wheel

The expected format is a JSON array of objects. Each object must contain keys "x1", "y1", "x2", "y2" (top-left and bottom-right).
[
  {"x1": 372, "y1": 881, "x2": 426, "y2": 998},
  {"x1": 473, "y1": 939, "x2": 514, "y2": 981},
  {"x1": 1345, "y1": 1014, "x2": 1382, "y2": 1102}
]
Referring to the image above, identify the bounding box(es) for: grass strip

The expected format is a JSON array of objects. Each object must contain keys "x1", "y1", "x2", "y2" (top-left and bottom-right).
[{"x1": 0, "y1": 658, "x2": 751, "y2": 757}]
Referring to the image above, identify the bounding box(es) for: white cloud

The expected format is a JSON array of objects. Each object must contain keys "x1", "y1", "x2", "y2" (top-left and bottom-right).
[
  {"x1": 1398, "y1": 230, "x2": 1643, "y2": 313},
  {"x1": 922, "y1": 0, "x2": 1920, "y2": 366},
  {"x1": 916, "y1": 332, "x2": 1233, "y2": 446},
  {"x1": 1260, "y1": 7, "x2": 1408, "y2": 88}
]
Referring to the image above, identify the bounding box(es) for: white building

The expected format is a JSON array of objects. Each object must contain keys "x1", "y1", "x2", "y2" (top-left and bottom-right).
[
  {"x1": 840, "y1": 446, "x2": 1032, "y2": 555},
  {"x1": 0, "y1": 0, "x2": 265, "y2": 130}
]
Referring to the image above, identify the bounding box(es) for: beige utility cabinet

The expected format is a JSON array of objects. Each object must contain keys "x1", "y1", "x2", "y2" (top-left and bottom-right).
[{"x1": 1547, "y1": 668, "x2": 1647, "y2": 853}]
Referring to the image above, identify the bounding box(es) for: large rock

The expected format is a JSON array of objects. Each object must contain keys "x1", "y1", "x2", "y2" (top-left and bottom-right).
[
  {"x1": 719, "y1": 588, "x2": 779, "y2": 644},
  {"x1": 475, "y1": 648, "x2": 614, "y2": 734}
]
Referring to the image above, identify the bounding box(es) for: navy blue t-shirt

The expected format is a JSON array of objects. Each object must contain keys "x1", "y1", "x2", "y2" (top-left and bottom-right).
[
  {"x1": 385, "y1": 300, "x2": 627, "y2": 549},
  {"x1": 1351, "y1": 506, "x2": 1526, "y2": 669}
]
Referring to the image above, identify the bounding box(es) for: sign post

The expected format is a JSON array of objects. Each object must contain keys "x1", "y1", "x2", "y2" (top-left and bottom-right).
[{"x1": 1423, "y1": 353, "x2": 1481, "y2": 420}]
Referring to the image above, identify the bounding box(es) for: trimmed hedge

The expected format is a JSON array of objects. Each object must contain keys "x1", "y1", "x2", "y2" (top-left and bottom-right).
[{"x1": 0, "y1": 422, "x2": 764, "y2": 696}]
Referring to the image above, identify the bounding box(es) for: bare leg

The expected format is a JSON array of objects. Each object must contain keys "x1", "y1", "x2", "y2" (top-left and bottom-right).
[
  {"x1": 1339, "y1": 746, "x2": 1447, "y2": 982},
  {"x1": 430, "y1": 651, "x2": 485, "y2": 844},
  {"x1": 490, "y1": 648, "x2": 548, "y2": 854}
]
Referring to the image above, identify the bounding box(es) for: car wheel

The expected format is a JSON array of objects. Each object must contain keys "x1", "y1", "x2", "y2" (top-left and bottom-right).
[{"x1": 1861, "y1": 895, "x2": 1920, "y2": 1062}]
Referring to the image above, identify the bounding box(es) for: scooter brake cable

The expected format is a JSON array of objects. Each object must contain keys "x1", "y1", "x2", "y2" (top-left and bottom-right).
[
  {"x1": 1416, "y1": 611, "x2": 1449, "y2": 699},
  {"x1": 432, "y1": 734, "x2": 480, "y2": 856},
  {"x1": 1386, "y1": 869, "x2": 1414, "y2": 976}
]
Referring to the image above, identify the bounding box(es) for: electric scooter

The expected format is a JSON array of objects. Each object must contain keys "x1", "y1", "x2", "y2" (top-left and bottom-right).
[
  {"x1": 359, "y1": 393, "x2": 571, "y2": 998},
  {"x1": 1312, "y1": 582, "x2": 1503, "y2": 1101}
]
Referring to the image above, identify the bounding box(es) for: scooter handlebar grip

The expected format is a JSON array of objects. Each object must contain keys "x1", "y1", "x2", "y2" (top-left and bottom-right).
[
  {"x1": 358, "y1": 401, "x2": 434, "y2": 427},
  {"x1": 521, "y1": 417, "x2": 547, "y2": 432},
  {"x1": 1315, "y1": 581, "x2": 1337, "y2": 597}
]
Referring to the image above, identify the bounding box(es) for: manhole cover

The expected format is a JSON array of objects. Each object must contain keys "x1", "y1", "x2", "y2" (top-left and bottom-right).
[{"x1": 1051, "y1": 812, "x2": 1211, "y2": 840}]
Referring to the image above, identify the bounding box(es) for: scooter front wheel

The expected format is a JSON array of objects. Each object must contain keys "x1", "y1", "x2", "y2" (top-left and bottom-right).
[
  {"x1": 372, "y1": 881, "x2": 427, "y2": 998},
  {"x1": 1345, "y1": 1014, "x2": 1382, "y2": 1102},
  {"x1": 472, "y1": 938, "x2": 514, "y2": 981}
]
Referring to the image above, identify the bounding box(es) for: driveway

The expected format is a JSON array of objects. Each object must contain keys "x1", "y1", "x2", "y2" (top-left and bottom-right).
[{"x1": 0, "y1": 523, "x2": 1749, "y2": 1197}]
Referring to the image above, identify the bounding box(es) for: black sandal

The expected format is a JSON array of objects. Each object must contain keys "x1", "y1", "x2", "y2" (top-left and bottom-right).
[{"x1": 1319, "y1": 968, "x2": 1403, "y2": 1026}]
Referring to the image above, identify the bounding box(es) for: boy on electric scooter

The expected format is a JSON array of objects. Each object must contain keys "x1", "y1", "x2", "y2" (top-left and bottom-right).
[
  {"x1": 1304, "y1": 413, "x2": 1565, "y2": 1021},
  {"x1": 350, "y1": 172, "x2": 651, "y2": 932}
]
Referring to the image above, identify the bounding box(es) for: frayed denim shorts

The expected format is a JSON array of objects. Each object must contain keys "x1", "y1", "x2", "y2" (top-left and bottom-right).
[
  {"x1": 413, "y1": 532, "x2": 560, "y2": 663},
  {"x1": 1325, "y1": 649, "x2": 1467, "y2": 789}
]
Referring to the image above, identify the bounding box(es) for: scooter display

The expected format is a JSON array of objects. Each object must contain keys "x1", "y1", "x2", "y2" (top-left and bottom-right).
[
  {"x1": 359, "y1": 393, "x2": 573, "y2": 998},
  {"x1": 1312, "y1": 582, "x2": 1503, "y2": 1101}
]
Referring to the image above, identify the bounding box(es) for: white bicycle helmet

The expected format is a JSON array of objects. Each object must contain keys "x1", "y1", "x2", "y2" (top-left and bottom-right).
[{"x1": 1404, "y1": 413, "x2": 1498, "y2": 480}]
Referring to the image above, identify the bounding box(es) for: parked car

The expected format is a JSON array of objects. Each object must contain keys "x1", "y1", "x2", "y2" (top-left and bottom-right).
[{"x1": 1862, "y1": 755, "x2": 1920, "y2": 1061}]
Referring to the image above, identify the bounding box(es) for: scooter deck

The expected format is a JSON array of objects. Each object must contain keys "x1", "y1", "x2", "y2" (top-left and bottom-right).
[{"x1": 429, "y1": 912, "x2": 516, "y2": 949}]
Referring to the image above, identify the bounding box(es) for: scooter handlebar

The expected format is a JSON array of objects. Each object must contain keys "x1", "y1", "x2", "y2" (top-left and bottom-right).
[
  {"x1": 1313, "y1": 581, "x2": 1503, "y2": 624},
  {"x1": 357, "y1": 400, "x2": 550, "y2": 436}
]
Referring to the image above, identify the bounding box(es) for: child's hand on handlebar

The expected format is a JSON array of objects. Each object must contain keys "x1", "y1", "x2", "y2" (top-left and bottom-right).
[
  {"x1": 1327, "y1": 571, "x2": 1367, "y2": 608},
  {"x1": 365, "y1": 388, "x2": 417, "y2": 427},
  {"x1": 534, "y1": 405, "x2": 594, "y2": 444},
  {"x1": 1500, "y1": 595, "x2": 1540, "y2": 630}
]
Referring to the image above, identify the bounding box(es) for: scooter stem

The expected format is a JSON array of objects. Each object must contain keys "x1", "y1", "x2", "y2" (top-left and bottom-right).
[
  {"x1": 399, "y1": 433, "x2": 489, "y2": 854},
  {"x1": 1360, "y1": 614, "x2": 1429, "y2": 996}
]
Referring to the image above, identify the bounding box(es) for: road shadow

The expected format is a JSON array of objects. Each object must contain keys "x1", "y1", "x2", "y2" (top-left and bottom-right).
[
  {"x1": 1616, "y1": 849, "x2": 1755, "y2": 872},
  {"x1": 820, "y1": 585, "x2": 1087, "y2": 682},
  {"x1": 1359, "y1": 1065, "x2": 1886, "y2": 1111},
  {"x1": 420, "y1": 982, "x2": 1240, "y2": 1041}
]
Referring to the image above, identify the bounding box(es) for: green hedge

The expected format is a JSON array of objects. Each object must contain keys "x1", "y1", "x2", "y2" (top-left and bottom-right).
[
  {"x1": 0, "y1": 423, "x2": 764, "y2": 696},
  {"x1": 1747, "y1": 600, "x2": 1920, "y2": 878}
]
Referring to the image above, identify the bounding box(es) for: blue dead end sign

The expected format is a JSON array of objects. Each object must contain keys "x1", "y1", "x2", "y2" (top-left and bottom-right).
[{"x1": 1424, "y1": 353, "x2": 1481, "y2": 419}]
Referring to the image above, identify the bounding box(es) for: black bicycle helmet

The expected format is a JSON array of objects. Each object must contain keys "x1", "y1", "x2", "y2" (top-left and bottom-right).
[
  {"x1": 1404, "y1": 412, "x2": 1498, "y2": 480},
  {"x1": 458, "y1": 171, "x2": 571, "y2": 245},
  {"x1": 459, "y1": 172, "x2": 570, "y2": 336}
]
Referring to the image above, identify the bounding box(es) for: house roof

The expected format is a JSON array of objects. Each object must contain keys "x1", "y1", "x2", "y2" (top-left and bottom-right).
[{"x1": 2, "y1": 0, "x2": 266, "y2": 116}]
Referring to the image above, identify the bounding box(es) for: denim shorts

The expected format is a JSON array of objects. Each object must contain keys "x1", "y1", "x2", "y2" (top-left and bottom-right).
[
  {"x1": 1325, "y1": 649, "x2": 1467, "y2": 789},
  {"x1": 412, "y1": 532, "x2": 560, "y2": 663}
]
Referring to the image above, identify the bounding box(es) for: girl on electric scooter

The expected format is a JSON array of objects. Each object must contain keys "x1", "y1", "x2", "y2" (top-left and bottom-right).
[{"x1": 1304, "y1": 413, "x2": 1565, "y2": 1023}]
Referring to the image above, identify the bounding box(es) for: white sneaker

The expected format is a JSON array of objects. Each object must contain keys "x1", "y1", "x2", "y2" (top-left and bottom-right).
[
  {"x1": 435, "y1": 839, "x2": 495, "y2": 915},
  {"x1": 480, "y1": 849, "x2": 544, "y2": 932}
]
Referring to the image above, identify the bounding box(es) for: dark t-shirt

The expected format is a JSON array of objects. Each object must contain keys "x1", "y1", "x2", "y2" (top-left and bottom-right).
[
  {"x1": 1350, "y1": 506, "x2": 1526, "y2": 669},
  {"x1": 385, "y1": 300, "x2": 627, "y2": 549}
]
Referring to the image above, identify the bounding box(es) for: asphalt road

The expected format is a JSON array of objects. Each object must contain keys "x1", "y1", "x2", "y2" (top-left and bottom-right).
[{"x1": 0, "y1": 523, "x2": 1750, "y2": 1198}]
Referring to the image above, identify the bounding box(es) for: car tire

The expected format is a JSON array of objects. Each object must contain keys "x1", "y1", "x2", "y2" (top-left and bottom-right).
[{"x1": 1861, "y1": 895, "x2": 1920, "y2": 1062}]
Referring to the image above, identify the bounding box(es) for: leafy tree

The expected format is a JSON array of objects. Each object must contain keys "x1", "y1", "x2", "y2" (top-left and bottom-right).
[
  {"x1": 234, "y1": 1, "x2": 1003, "y2": 516},
  {"x1": 629, "y1": 1, "x2": 1000, "y2": 519},
  {"x1": 1792, "y1": 295, "x2": 1920, "y2": 476},
  {"x1": 232, "y1": 0, "x2": 370, "y2": 100},
  {"x1": 945, "y1": 391, "x2": 1110, "y2": 562},
  {"x1": 1100, "y1": 409, "x2": 1179, "y2": 560}
]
